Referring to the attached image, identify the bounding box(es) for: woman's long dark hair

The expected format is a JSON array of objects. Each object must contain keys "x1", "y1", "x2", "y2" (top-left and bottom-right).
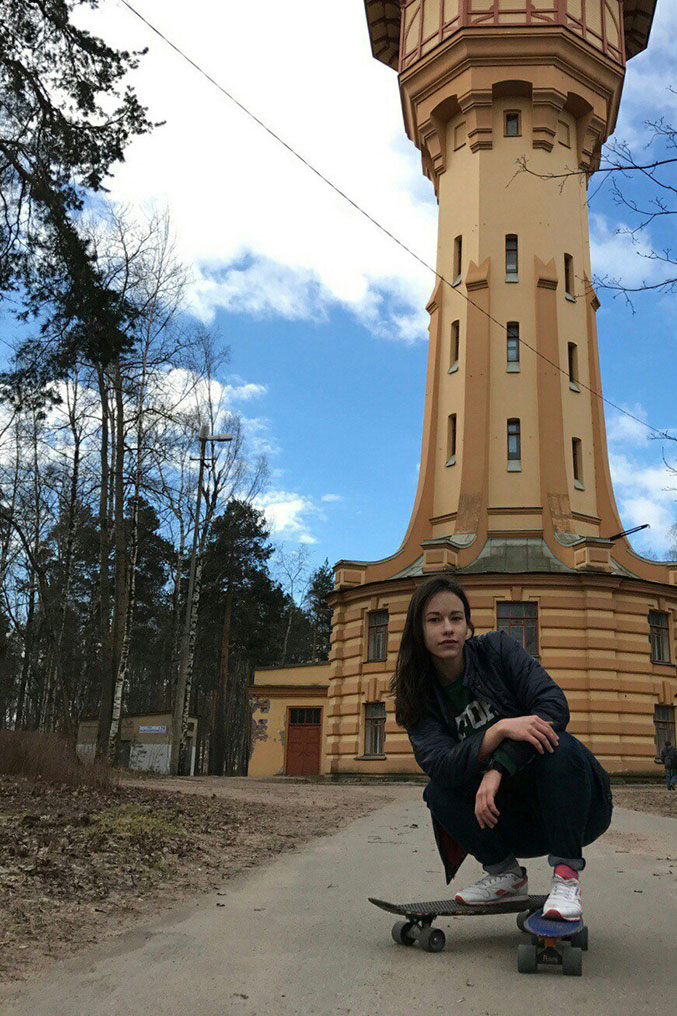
[{"x1": 389, "y1": 575, "x2": 474, "y2": 731}]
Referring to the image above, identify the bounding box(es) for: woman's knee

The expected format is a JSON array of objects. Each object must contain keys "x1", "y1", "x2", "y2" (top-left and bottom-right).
[{"x1": 530, "y1": 730, "x2": 586, "y2": 771}]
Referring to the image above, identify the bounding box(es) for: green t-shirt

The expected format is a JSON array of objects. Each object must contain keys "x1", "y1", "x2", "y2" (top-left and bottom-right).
[{"x1": 438, "y1": 678, "x2": 517, "y2": 776}]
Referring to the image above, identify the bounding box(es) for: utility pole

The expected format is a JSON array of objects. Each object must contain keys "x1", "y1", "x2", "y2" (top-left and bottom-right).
[{"x1": 170, "y1": 424, "x2": 232, "y2": 776}]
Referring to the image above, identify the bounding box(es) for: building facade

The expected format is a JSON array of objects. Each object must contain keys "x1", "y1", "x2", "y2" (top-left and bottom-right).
[{"x1": 321, "y1": 0, "x2": 675, "y2": 778}]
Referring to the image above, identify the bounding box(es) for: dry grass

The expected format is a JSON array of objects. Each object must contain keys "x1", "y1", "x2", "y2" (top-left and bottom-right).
[{"x1": 0, "y1": 730, "x2": 115, "y2": 790}]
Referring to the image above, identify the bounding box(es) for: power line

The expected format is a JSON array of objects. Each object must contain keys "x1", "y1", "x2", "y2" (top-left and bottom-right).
[{"x1": 118, "y1": 0, "x2": 670, "y2": 440}]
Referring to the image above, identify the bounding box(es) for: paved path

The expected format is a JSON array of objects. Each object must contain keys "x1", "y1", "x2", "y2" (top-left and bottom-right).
[{"x1": 2, "y1": 786, "x2": 675, "y2": 1016}]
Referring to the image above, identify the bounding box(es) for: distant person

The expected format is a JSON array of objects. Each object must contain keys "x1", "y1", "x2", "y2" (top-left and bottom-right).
[
  {"x1": 658, "y1": 738, "x2": 677, "y2": 790},
  {"x1": 391, "y1": 576, "x2": 613, "y2": 923}
]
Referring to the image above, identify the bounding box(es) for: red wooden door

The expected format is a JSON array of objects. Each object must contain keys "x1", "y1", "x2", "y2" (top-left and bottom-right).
[{"x1": 286, "y1": 708, "x2": 322, "y2": 776}]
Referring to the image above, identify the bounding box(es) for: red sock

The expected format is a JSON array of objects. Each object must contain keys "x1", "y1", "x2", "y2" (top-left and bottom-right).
[{"x1": 554, "y1": 863, "x2": 579, "y2": 880}]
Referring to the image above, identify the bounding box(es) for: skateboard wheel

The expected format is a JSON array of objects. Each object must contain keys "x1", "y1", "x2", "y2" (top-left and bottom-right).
[
  {"x1": 517, "y1": 943, "x2": 538, "y2": 974},
  {"x1": 570, "y1": 926, "x2": 588, "y2": 951},
  {"x1": 516, "y1": 910, "x2": 529, "y2": 932},
  {"x1": 418, "y1": 926, "x2": 446, "y2": 952},
  {"x1": 562, "y1": 946, "x2": 583, "y2": 976},
  {"x1": 391, "y1": 920, "x2": 416, "y2": 946}
]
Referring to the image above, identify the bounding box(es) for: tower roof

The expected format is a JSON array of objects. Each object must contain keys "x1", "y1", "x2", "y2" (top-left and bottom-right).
[{"x1": 363, "y1": 1, "x2": 659, "y2": 69}]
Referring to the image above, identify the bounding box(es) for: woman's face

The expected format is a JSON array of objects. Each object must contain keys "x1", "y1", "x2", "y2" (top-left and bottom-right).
[{"x1": 422, "y1": 590, "x2": 471, "y2": 668}]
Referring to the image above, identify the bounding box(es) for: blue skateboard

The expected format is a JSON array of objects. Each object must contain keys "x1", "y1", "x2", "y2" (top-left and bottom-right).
[{"x1": 518, "y1": 908, "x2": 588, "y2": 975}]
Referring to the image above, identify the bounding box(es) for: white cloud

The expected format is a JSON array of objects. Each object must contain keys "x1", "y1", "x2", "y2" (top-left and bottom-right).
[
  {"x1": 589, "y1": 213, "x2": 663, "y2": 289},
  {"x1": 255, "y1": 489, "x2": 320, "y2": 544},
  {"x1": 321, "y1": 493, "x2": 342, "y2": 503},
  {"x1": 605, "y1": 405, "x2": 651, "y2": 448},
  {"x1": 79, "y1": 0, "x2": 435, "y2": 341}
]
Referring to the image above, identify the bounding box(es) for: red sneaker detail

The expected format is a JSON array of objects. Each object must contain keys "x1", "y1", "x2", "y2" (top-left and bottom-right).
[
  {"x1": 513, "y1": 877, "x2": 527, "y2": 889},
  {"x1": 554, "y1": 864, "x2": 579, "y2": 880}
]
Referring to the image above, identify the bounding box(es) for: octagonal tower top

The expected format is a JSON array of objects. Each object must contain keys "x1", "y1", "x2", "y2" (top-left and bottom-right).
[{"x1": 364, "y1": 0, "x2": 658, "y2": 71}]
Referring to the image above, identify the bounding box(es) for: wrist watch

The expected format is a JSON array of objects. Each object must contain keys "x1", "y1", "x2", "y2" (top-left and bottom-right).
[{"x1": 485, "y1": 758, "x2": 509, "y2": 777}]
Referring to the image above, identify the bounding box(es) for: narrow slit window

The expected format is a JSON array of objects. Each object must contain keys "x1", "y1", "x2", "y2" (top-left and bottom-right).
[
  {"x1": 507, "y1": 418, "x2": 521, "y2": 463},
  {"x1": 450, "y1": 320, "x2": 460, "y2": 369},
  {"x1": 453, "y1": 236, "x2": 462, "y2": 283},
  {"x1": 367, "y1": 610, "x2": 389, "y2": 662},
  {"x1": 505, "y1": 111, "x2": 520, "y2": 137},
  {"x1": 447, "y1": 413, "x2": 457, "y2": 465},
  {"x1": 505, "y1": 234, "x2": 518, "y2": 278},
  {"x1": 507, "y1": 322, "x2": 520, "y2": 366},
  {"x1": 568, "y1": 342, "x2": 579, "y2": 388},
  {"x1": 572, "y1": 437, "x2": 583, "y2": 487},
  {"x1": 558, "y1": 119, "x2": 571, "y2": 147},
  {"x1": 454, "y1": 121, "x2": 466, "y2": 150},
  {"x1": 364, "y1": 702, "x2": 386, "y2": 756},
  {"x1": 564, "y1": 253, "x2": 574, "y2": 298},
  {"x1": 649, "y1": 610, "x2": 671, "y2": 664}
]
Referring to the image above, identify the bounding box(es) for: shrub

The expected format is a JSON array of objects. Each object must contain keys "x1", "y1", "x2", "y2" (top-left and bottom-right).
[{"x1": 0, "y1": 730, "x2": 116, "y2": 789}]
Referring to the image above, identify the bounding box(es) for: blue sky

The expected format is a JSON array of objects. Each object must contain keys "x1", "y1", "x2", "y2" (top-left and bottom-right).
[{"x1": 2, "y1": 0, "x2": 676, "y2": 567}]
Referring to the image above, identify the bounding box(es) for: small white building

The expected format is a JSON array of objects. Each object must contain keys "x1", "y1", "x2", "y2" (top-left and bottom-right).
[{"x1": 76, "y1": 712, "x2": 200, "y2": 774}]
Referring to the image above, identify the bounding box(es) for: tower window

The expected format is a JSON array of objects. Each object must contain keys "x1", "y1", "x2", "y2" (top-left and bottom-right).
[
  {"x1": 447, "y1": 413, "x2": 457, "y2": 466},
  {"x1": 497, "y1": 602, "x2": 539, "y2": 658},
  {"x1": 507, "y1": 322, "x2": 520, "y2": 369},
  {"x1": 453, "y1": 236, "x2": 462, "y2": 284},
  {"x1": 496, "y1": 601, "x2": 536, "y2": 658},
  {"x1": 564, "y1": 254, "x2": 574, "y2": 299},
  {"x1": 450, "y1": 320, "x2": 460, "y2": 372},
  {"x1": 454, "y1": 121, "x2": 466, "y2": 150},
  {"x1": 572, "y1": 437, "x2": 583, "y2": 488},
  {"x1": 505, "y1": 235, "x2": 518, "y2": 279},
  {"x1": 367, "y1": 609, "x2": 389, "y2": 662},
  {"x1": 504, "y1": 111, "x2": 521, "y2": 138},
  {"x1": 507, "y1": 418, "x2": 521, "y2": 469},
  {"x1": 364, "y1": 702, "x2": 386, "y2": 756},
  {"x1": 649, "y1": 610, "x2": 671, "y2": 664},
  {"x1": 568, "y1": 342, "x2": 580, "y2": 391}
]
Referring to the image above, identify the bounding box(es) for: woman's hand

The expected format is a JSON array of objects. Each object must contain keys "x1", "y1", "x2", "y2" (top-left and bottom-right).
[
  {"x1": 500, "y1": 715, "x2": 559, "y2": 754},
  {"x1": 475, "y1": 769, "x2": 502, "y2": 830}
]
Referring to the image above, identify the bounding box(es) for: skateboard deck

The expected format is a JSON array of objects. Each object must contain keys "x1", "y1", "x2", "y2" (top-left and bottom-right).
[
  {"x1": 369, "y1": 894, "x2": 547, "y2": 918},
  {"x1": 523, "y1": 907, "x2": 584, "y2": 938}
]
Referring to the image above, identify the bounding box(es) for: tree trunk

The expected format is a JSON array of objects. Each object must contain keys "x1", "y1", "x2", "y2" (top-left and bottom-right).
[
  {"x1": 14, "y1": 576, "x2": 36, "y2": 729},
  {"x1": 211, "y1": 579, "x2": 234, "y2": 775},
  {"x1": 96, "y1": 366, "x2": 114, "y2": 758}
]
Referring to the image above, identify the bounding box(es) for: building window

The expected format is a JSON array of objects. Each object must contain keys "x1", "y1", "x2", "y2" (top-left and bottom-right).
[
  {"x1": 365, "y1": 702, "x2": 386, "y2": 755},
  {"x1": 507, "y1": 418, "x2": 521, "y2": 470},
  {"x1": 649, "y1": 610, "x2": 671, "y2": 663},
  {"x1": 504, "y1": 111, "x2": 520, "y2": 137},
  {"x1": 654, "y1": 704, "x2": 676, "y2": 757},
  {"x1": 568, "y1": 342, "x2": 580, "y2": 391},
  {"x1": 572, "y1": 437, "x2": 583, "y2": 488},
  {"x1": 450, "y1": 320, "x2": 460, "y2": 371},
  {"x1": 367, "y1": 609, "x2": 389, "y2": 662},
  {"x1": 505, "y1": 234, "x2": 518, "y2": 279},
  {"x1": 289, "y1": 708, "x2": 322, "y2": 725},
  {"x1": 447, "y1": 413, "x2": 457, "y2": 466},
  {"x1": 507, "y1": 322, "x2": 520, "y2": 369},
  {"x1": 454, "y1": 121, "x2": 466, "y2": 150},
  {"x1": 558, "y1": 119, "x2": 571, "y2": 147},
  {"x1": 497, "y1": 602, "x2": 539, "y2": 658},
  {"x1": 453, "y1": 235, "x2": 462, "y2": 284},
  {"x1": 564, "y1": 253, "x2": 574, "y2": 299}
]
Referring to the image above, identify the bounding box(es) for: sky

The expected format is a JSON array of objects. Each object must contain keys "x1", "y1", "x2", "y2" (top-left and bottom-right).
[{"x1": 4, "y1": 0, "x2": 677, "y2": 567}]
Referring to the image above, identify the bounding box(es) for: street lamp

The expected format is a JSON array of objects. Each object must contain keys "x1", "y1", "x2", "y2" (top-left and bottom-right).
[{"x1": 169, "y1": 425, "x2": 233, "y2": 776}]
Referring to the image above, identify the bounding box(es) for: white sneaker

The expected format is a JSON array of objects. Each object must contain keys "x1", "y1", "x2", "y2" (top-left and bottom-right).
[
  {"x1": 543, "y1": 873, "x2": 583, "y2": 921},
  {"x1": 454, "y1": 866, "x2": 528, "y2": 905}
]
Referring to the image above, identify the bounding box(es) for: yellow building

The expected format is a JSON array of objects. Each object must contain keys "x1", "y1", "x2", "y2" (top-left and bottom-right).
[{"x1": 250, "y1": 1, "x2": 676, "y2": 778}]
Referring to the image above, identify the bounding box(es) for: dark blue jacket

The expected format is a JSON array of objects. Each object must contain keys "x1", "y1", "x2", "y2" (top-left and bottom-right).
[{"x1": 408, "y1": 629, "x2": 571, "y2": 883}]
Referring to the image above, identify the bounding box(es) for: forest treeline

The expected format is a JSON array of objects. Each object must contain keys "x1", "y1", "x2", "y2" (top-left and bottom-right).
[{"x1": 0, "y1": 0, "x2": 333, "y2": 774}]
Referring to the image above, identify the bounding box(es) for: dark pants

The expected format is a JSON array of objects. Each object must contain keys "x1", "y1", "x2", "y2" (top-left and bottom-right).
[{"x1": 423, "y1": 731, "x2": 613, "y2": 874}]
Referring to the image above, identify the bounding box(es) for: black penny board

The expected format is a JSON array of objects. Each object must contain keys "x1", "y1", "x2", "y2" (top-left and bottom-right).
[{"x1": 368, "y1": 894, "x2": 548, "y2": 918}]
